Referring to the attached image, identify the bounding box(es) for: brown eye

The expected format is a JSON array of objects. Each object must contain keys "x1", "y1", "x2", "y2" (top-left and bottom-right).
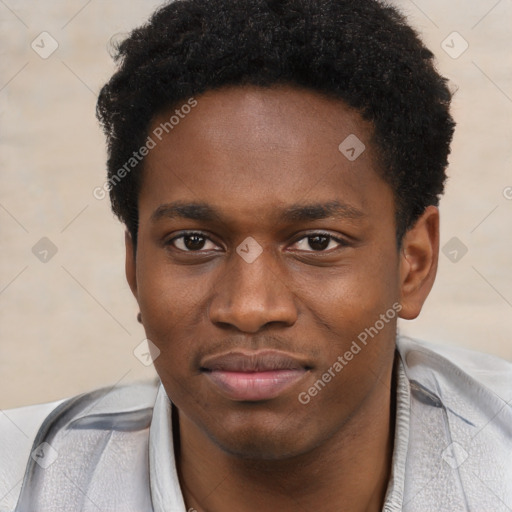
[
  {"x1": 292, "y1": 233, "x2": 346, "y2": 252},
  {"x1": 307, "y1": 235, "x2": 330, "y2": 251},
  {"x1": 183, "y1": 234, "x2": 206, "y2": 250},
  {"x1": 168, "y1": 232, "x2": 219, "y2": 252}
]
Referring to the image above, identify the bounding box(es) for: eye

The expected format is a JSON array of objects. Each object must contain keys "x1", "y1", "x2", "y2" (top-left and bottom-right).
[
  {"x1": 291, "y1": 232, "x2": 347, "y2": 252},
  {"x1": 167, "y1": 231, "x2": 220, "y2": 252}
]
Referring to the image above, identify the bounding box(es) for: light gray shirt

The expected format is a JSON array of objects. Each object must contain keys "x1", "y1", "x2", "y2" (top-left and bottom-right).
[{"x1": 1, "y1": 335, "x2": 511, "y2": 511}]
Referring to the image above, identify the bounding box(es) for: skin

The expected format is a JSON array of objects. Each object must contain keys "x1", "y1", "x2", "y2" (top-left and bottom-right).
[{"x1": 125, "y1": 84, "x2": 439, "y2": 512}]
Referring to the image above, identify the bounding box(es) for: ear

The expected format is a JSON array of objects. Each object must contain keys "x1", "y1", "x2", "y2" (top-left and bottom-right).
[
  {"x1": 125, "y1": 230, "x2": 138, "y2": 300},
  {"x1": 398, "y1": 205, "x2": 439, "y2": 320}
]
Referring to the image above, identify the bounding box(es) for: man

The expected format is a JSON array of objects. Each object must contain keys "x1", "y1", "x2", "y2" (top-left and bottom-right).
[{"x1": 1, "y1": 0, "x2": 511, "y2": 510}]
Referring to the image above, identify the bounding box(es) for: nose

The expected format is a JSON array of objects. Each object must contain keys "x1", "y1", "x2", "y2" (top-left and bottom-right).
[{"x1": 208, "y1": 246, "x2": 298, "y2": 333}]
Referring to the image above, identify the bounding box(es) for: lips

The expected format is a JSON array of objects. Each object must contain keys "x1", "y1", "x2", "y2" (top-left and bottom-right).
[
  {"x1": 201, "y1": 351, "x2": 308, "y2": 372},
  {"x1": 200, "y1": 350, "x2": 311, "y2": 401}
]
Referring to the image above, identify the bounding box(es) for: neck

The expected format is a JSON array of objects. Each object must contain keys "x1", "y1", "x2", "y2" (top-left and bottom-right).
[{"x1": 176, "y1": 357, "x2": 397, "y2": 512}]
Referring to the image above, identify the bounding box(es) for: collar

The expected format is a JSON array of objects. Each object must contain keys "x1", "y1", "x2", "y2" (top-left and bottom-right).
[
  {"x1": 382, "y1": 350, "x2": 410, "y2": 511},
  {"x1": 149, "y1": 384, "x2": 187, "y2": 512}
]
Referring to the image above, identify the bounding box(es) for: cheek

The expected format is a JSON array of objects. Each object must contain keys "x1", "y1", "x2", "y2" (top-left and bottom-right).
[
  {"x1": 136, "y1": 242, "x2": 207, "y2": 324},
  {"x1": 351, "y1": 238, "x2": 400, "y2": 312},
  {"x1": 301, "y1": 264, "x2": 399, "y2": 416},
  {"x1": 301, "y1": 247, "x2": 400, "y2": 385},
  {"x1": 303, "y1": 250, "x2": 399, "y2": 333},
  {"x1": 135, "y1": 251, "x2": 211, "y2": 377}
]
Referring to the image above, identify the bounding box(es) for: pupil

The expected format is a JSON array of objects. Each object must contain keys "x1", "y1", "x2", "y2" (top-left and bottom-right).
[
  {"x1": 185, "y1": 234, "x2": 205, "y2": 250},
  {"x1": 309, "y1": 235, "x2": 329, "y2": 251}
]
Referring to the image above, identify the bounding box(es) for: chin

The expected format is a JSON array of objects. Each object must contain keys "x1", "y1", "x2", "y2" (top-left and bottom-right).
[
  {"x1": 205, "y1": 415, "x2": 318, "y2": 461},
  {"x1": 214, "y1": 433, "x2": 308, "y2": 461}
]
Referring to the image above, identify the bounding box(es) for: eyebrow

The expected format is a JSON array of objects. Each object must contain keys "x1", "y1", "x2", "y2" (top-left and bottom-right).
[{"x1": 150, "y1": 200, "x2": 365, "y2": 223}]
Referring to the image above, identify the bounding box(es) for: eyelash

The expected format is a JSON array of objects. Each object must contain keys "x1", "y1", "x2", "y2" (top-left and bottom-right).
[{"x1": 165, "y1": 231, "x2": 349, "y2": 253}]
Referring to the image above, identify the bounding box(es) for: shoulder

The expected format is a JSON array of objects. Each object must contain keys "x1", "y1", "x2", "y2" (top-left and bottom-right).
[
  {"x1": 395, "y1": 336, "x2": 512, "y2": 508},
  {"x1": 0, "y1": 379, "x2": 159, "y2": 512},
  {"x1": 0, "y1": 399, "x2": 66, "y2": 511},
  {"x1": 396, "y1": 335, "x2": 512, "y2": 400}
]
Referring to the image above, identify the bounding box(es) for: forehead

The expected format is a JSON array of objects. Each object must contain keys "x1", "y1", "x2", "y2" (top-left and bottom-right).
[{"x1": 139, "y1": 85, "x2": 392, "y2": 226}]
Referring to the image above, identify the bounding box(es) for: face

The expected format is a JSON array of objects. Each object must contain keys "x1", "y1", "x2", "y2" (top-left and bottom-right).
[{"x1": 126, "y1": 85, "x2": 427, "y2": 460}]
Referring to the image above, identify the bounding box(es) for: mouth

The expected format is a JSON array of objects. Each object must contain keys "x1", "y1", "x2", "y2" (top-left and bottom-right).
[{"x1": 200, "y1": 350, "x2": 311, "y2": 402}]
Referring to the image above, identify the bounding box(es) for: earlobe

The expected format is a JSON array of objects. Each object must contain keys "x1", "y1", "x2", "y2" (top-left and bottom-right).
[
  {"x1": 398, "y1": 206, "x2": 439, "y2": 320},
  {"x1": 125, "y1": 230, "x2": 138, "y2": 299}
]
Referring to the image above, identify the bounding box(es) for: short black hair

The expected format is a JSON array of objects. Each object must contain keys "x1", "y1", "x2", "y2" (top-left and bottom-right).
[{"x1": 96, "y1": 0, "x2": 455, "y2": 247}]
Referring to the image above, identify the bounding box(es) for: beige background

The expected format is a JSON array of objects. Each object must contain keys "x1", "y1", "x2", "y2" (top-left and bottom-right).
[{"x1": 1, "y1": 0, "x2": 511, "y2": 409}]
